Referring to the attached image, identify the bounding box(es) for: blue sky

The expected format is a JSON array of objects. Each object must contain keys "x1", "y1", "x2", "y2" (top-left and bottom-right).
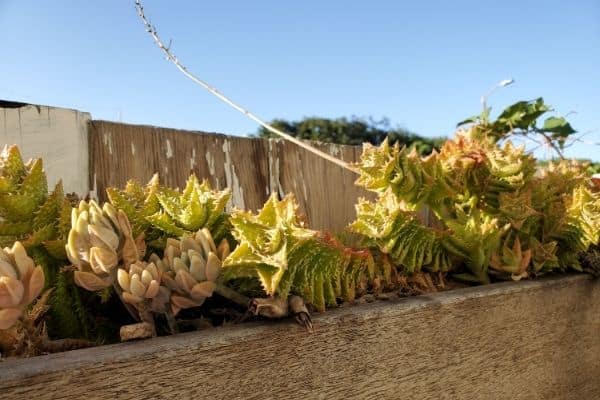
[{"x1": 1, "y1": 0, "x2": 599, "y2": 160}]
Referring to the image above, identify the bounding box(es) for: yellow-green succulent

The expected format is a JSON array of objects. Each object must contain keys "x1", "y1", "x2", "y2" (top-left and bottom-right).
[
  {"x1": 107, "y1": 174, "x2": 232, "y2": 250},
  {"x1": 223, "y1": 194, "x2": 374, "y2": 312},
  {"x1": 352, "y1": 100, "x2": 600, "y2": 284},
  {"x1": 0, "y1": 145, "x2": 91, "y2": 339}
]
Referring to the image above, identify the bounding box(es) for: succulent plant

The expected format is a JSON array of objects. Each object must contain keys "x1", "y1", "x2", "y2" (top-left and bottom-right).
[
  {"x1": 105, "y1": 175, "x2": 161, "y2": 241},
  {"x1": 355, "y1": 139, "x2": 452, "y2": 208},
  {"x1": 223, "y1": 194, "x2": 374, "y2": 313},
  {"x1": 352, "y1": 99, "x2": 599, "y2": 284},
  {"x1": 441, "y1": 197, "x2": 509, "y2": 283},
  {"x1": 489, "y1": 237, "x2": 532, "y2": 281},
  {"x1": 113, "y1": 227, "x2": 242, "y2": 340},
  {"x1": 0, "y1": 145, "x2": 73, "y2": 250},
  {"x1": 67, "y1": 200, "x2": 144, "y2": 291},
  {"x1": 107, "y1": 174, "x2": 232, "y2": 250},
  {"x1": 580, "y1": 248, "x2": 600, "y2": 277},
  {"x1": 528, "y1": 238, "x2": 559, "y2": 274},
  {"x1": 147, "y1": 228, "x2": 227, "y2": 315},
  {"x1": 0, "y1": 145, "x2": 92, "y2": 339},
  {"x1": 350, "y1": 191, "x2": 453, "y2": 273},
  {"x1": 117, "y1": 260, "x2": 170, "y2": 321},
  {"x1": 0, "y1": 242, "x2": 45, "y2": 330}
]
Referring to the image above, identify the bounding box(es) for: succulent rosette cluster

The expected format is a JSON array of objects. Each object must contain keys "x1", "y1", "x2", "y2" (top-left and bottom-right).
[
  {"x1": 0, "y1": 242, "x2": 45, "y2": 329},
  {"x1": 144, "y1": 228, "x2": 229, "y2": 315},
  {"x1": 67, "y1": 200, "x2": 143, "y2": 291}
]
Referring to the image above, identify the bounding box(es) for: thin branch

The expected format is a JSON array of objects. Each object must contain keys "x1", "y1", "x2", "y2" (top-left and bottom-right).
[
  {"x1": 505, "y1": 128, "x2": 565, "y2": 160},
  {"x1": 534, "y1": 130, "x2": 565, "y2": 160},
  {"x1": 133, "y1": 0, "x2": 356, "y2": 173},
  {"x1": 568, "y1": 130, "x2": 600, "y2": 147}
]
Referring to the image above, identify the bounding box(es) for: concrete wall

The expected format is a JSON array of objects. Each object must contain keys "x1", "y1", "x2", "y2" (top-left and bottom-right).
[{"x1": 0, "y1": 101, "x2": 90, "y2": 196}]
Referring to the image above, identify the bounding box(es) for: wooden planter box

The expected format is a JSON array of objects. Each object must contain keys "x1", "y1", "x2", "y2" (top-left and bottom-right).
[{"x1": 1, "y1": 275, "x2": 598, "y2": 399}]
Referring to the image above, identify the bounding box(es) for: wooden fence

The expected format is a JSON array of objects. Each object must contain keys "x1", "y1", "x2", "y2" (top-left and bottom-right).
[{"x1": 88, "y1": 120, "x2": 371, "y2": 232}]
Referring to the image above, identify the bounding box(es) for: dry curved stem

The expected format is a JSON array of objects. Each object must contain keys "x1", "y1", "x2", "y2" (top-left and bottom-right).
[
  {"x1": 133, "y1": 0, "x2": 356, "y2": 174},
  {"x1": 215, "y1": 282, "x2": 250, "y2": 307},
  {"x1": 40, "y1": 338, "x2": 94, "y2": 353},
  {"x1": 247, "y1": 295, "x2": 313, "y2": 332},
  {"x1": 0, "y1": 290, "x2": 94, "y2": 358},
  {"x1": 288, "y1": 295, "x2": 313, "y2": 332}
]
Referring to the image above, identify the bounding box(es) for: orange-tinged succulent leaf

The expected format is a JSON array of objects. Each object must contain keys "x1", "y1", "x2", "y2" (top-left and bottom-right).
[
  {"x1": 0, "y1": 307, "x2": 22, "y2": 330},
  {"x1": 74, "y1": 271, "x2": 113, "y2": 291}
]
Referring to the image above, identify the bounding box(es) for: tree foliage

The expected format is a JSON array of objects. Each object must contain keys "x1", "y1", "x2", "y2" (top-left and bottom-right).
[
  {"x1": 457, "y1": 97, "x2": 578, "y2": 157},
  {"x1": 256, "y1": 116, "x2": 445, "y2": 155}
]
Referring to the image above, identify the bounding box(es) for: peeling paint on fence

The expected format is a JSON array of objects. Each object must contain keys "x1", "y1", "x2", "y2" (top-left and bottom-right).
[
  {"x1": 222, "y1": 139, "x2": 245, "y2": 210},
  {"x1": 268, "y1": 139, "x2": 284, "y2": 199},
  {"x1": 88, "y1": 121, "x2": 369, "y2": 231},
  {"x1": 165, "y1": 139, "x2": 173, "y2": 159},
  {"x1": 103, "y1": 132, "x2": 113, "y2": 155},
  {"x1": 205, "y1": 149, "x2": 218, "y2": 188},
  {"x1": 190, "y1": 148, "x2": 196, "y2": 170}
]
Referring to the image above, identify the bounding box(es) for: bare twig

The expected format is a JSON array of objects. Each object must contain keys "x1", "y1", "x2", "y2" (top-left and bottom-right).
[
  {"x1": 215, "y1": 283, "x2": 250, "y2": 307},
  {"x1": 532, "y1": 129, "x2": 565, "y2": 159},
  {"x1": 503, "y1": 129, "x2": 565, "y2": 160},
  {"x1": 133, "y1": 0, "x2": 356, "y2": 173}
]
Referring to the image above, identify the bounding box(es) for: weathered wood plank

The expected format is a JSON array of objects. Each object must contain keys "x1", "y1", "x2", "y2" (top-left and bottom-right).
[
  {"x1": 0, "y1": 275, "x2": 597, "y2": 399},
  {"x1": 270, "y1": 138, "x2": 370, "y2": 231},
  {"x1": 88, "y1": 121, "x2": 271, "y2": 209},
  {"x1": 88, "y1": 121, "x2": 371, "y2": 232}
]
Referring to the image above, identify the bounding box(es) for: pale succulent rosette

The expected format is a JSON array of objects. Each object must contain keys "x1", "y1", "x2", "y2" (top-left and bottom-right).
[
  {"x1": 150, "y1": 228, "x2": 230, "y2": 315},
  {"x1": 67, "y1": 200, "x2": 143, "y2": 291},
  {"x1": 0, "y1": 242, "x2": 45, "y2": 329},
  {"x1": 115, "y1": 227, "x2": 230, "y2": 320},
  {"x1": 117, "y1": 260, "x2": 170, "y2": 315}
]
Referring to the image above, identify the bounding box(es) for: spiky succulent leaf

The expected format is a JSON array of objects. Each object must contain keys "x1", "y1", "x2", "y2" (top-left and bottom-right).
[
  {"x1": 146, "y1": 212, "x2": 187, "y2": 237},
  {"x1": 355, "y1": 139, "x2": 454, "y2": 208},
  {"x1": 549, "y1": 186, "x2": 600, "y2": 269},
  {"x1": 0, "y1": 145, "x2": 26, "y2": 193},
  {"x1": 0, "y1": 146, "x2": 92, "y2": 338},
  {"x1": 108, "y1": 174, "x2": 231, "y2": 249},
  {"x1": 106, "y1": 175, "x2": 161, "y2": 239},
  {"x1": 350, "y1": 192, "x2": 452, "y2": 273},
  {"x1": 529, "y1": 238, "x2": 559, "y2": 273},
  {"x1": 223, "y1": 194, "x2": 372, "y2": 311},
  {"x1": 442, "y1": 198, "x2": 508, "y2": 283}
]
